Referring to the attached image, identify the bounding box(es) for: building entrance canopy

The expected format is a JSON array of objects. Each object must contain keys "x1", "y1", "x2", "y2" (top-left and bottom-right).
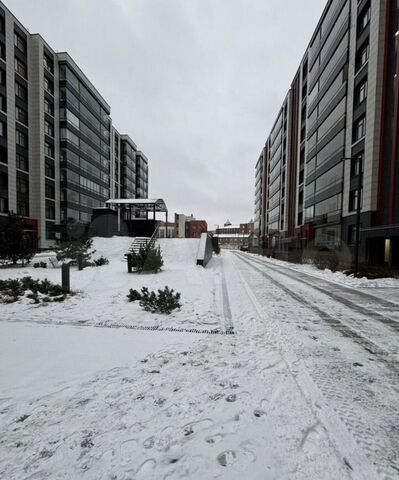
[{"x1": 105, "y1": 198, "x2": 168, "y2": 213}]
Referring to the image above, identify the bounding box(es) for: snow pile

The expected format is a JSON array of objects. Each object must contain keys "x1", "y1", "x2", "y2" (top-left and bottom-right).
[{"x1": 0, "y1": 237, "x2": 224, "y2": 331}]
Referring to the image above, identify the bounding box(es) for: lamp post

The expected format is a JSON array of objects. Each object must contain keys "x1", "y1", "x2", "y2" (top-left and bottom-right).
[{"x1": 343, "y1": 156, "x2": 362, "y2": 277}]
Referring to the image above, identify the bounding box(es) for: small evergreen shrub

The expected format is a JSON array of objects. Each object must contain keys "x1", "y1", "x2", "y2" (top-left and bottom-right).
[
  {"x1": 33, "y1": 262, "x2": 47, "y2": 268},
  {"x1": 0, "y1": 276, "x2": 67, "y2": 304},
  {"x1": 93, "y1": 256, "x2": 109, "y2": 266},
  {"x1": 127, "y1": 286, "x2": 181, "y2": 314},
  {"x1": 127, "y1": 288, "x2": 142, "y2": 302},
  {"x1": 131, "y1": 244, "x2": 164, "y2": 273}
]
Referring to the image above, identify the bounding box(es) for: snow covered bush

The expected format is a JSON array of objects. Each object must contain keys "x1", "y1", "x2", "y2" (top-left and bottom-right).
[
  {"x1": 33, "y1": 262, "x2": 47, "y2": 268},
  {"x1": 131, "y1": 244, "x2": 164, "y2": 273},
  {"x1": 0, "y1": 276, "x2": 67, "y2": 304},
  {"x1": 92, "y1": 256, "x2": 109, "y2": 266},
  {"x1": 127, "y1": 286, "x2": 181, "y2": 314}
]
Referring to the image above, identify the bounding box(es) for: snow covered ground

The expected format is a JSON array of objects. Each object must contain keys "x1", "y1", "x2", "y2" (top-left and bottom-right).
[
  {"x1": 1, "y1": 240, "x2": 399, "y2": 479},
  {"x1": 0, "y1": 237, "x2": 227, "y2": 332}
]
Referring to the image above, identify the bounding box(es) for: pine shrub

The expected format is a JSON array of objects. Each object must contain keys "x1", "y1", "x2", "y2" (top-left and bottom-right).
[
  {"x1": 127, "y1": 286, "x2": 181, "y2": 314},
  {"x1": 0, "y1": 276, "x2": 67, "y2": 303},
  {"x1": 93, "y1": 256, "x2": 109, "y2": 266},
  {"x1": 131, "y1": 244, "x2": 163, "y2": 273}
]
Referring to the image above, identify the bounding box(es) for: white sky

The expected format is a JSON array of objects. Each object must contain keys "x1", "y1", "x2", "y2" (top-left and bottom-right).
[{"x1": 10, "y1": 0, "x2": 325, "y2": 227}]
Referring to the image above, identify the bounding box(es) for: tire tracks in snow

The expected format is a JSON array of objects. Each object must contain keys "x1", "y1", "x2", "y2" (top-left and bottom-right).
[
  {"x1": 236, "y1": 252, "x2": 399, "y2": 333},
  {"x1": 232, "y1": 252, "x2": 399, "y2": 479},
  {"x1": 234, "y1": 252, "x2": 399, "y2": 374}
]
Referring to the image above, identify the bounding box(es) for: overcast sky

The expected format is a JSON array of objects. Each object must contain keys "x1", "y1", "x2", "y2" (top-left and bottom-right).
[{"x1": 12, "y1": 0, "x2": 324, "y2": 227}]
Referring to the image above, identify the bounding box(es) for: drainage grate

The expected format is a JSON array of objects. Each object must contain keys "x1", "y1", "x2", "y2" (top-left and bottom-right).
[{"x1": 95, "y1": 323, "x2": 235, "y2": 335}]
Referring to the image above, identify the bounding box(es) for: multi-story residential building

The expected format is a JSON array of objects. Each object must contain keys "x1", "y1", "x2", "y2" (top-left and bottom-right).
[
  {"x1": 135, "y1": 150, "x2": 148, "y2": 199},
  {"x1": 255, "y1": 0, "x2": 399, "y2": 268},
  {"x1": 0, "y1": 1, "x2": 149, "y2": 249}
]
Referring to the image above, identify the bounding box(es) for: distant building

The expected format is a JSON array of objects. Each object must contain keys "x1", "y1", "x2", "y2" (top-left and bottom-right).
[
  {"x1": 158, "y1": 221, "x2": 175, "y2": 238},
  {"x1": 175, "y1": 213, "x2": 194, "y2": 238},
  {"x1": 185, "y1": 219, "x2": 207, "y2": 238},
  {"x1": 174, "y1": 213, "x2": 207, "y2": 238},
  {"x1": 214, "y1": 220, "x2": 254, "y2": 249}
]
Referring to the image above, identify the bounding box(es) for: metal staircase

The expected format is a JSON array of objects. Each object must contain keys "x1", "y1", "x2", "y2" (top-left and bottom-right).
[{"x1": 128, "y1": 237, "x2": 151, "y2": 255}]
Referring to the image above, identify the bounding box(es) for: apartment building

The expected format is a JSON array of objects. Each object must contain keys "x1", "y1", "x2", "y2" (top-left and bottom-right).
[
  {"x1": 255, "y1": 0, "x2": 399, "y2": 268},
  {"x1": 0, "y1": 1, "x2": 149, "y2": 248}
]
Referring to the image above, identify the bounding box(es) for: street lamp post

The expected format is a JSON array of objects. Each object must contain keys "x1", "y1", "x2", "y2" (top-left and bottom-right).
[{"x1": 343, "y1": 156, "x2": 362, "y2": 277}]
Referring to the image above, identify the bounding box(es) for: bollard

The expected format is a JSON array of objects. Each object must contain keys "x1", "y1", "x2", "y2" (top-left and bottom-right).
[
  {"x1": 62, "y1": 262, "x2": 70, "y2": 293},
  {"x1": 77, "y1": 252, "x2": 83, "y2": 271},
  {"x1": 127, "y1": 254, "x2": 132, "y2": 273}
]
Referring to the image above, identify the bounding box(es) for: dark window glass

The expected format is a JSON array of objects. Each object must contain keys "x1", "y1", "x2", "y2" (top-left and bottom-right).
[
  {"x1": 45, "y1": 141, "x2": 54, "y2": 158},
  {"x1": 44, "y1": 120, "x2": 54, "y2": 137},
  {"x1": 16, "y1": 106, "x2": 28, "y2": 125},
  {"x1": 45, "y1": 221, "x2": 56, "y2": 239},
  {"x1": 16, "y1": 153, "x2": 28, "y2": 171},
  {"x1": 16, "y1": 130, "x2": 28, "y2": 148},
  {"x1": 45, "y1": 201, "x2": 55, "y2": 220},
  {"x1": 15, "y1": 57, "x2": 27, "y2": 78},
  {"x1": 44, "y1": 98, "x2": 54, "y2": 116},
  {"x1": 43, "y1": 55, "x2": 54, "y2": 74},
  {"x1": 15, "y1": 82, "x2": 27, "y2": 101},
  {"x1": 14, "y1": 32, "x2": 27, "y2": 54},
  {"x1": 0, "y1": 41, "x2": 5, "y2": 61},
  {"x1": 17, "y1": 175, "x2": 29, "y2": 194},
  {"x1": 45, "y1": 159, "x2": 55, "y2": 178},
  {"x1": 45, "y1": 181, "x2": 55, "y2": 199}
]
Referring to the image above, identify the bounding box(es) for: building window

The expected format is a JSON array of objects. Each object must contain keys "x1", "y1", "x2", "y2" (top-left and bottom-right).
[
  {"x1": 17, "y1": 175, "x2": 29, "y2": 194},
  {"x1": 358, "y1": 6, "x2": 371, "y2": 33},
  {"x1": 14, "y1": 32, "x2": 27, "y2": 54},
  {"x1": 353, "y1": 116, "x2": 366, "y2": 142},
  {"x1": 43, "y1": 54, "x2": 54, "y2": 74},
  {"x1": 45, "y1": 159, "x2": 55, "y2": 178},
  {"x1": 0, "y1": 120, "x2": 6, "y2": 138},
  {"x1": 16, "y1": 153, "x2": 28, "y2": 171},
  {"x1": 16, "y1": 130, "x2": 28, "y2": 148},
  {"x1": 0, "y1": 196, "x2": 8, "y2": 213},
  {"x1": 15, "y1": 57, "x2": 27, "y2": 79},
  {"x1": 44, "y1": 98, "x2": 54, "y2": 116},
  {"x1": 44, "y1": 119, "x2": 54, "y2": 137},
  {"x1": 0, "y1": 41, "x2": 5, "y2": 61},
  {"x1": 45, "y1": 201, "x2": 55, "y2": 220},
  {"x1": 15, "y1": 82, "x2": 27, "y2": 101},
  {"x1": 0, "y1": 146, "x2": 7, "y2": 164},
  {"x1": 45, "y1": 181, "x2": 55, "y2": 199},
  {"x1": 17, "y1": 201, "x2": 29, "y2": 217},
  {"x1": 44, "y1": 76, "x2": 54, "y2": 95},
  {"x1": 355, "y1": 79, "x2": 368, "y2": 105},
  {"x1": 0, "y1": 16, "x2": 5, "y2": 35},
  {"x1": 0, "y1": 94, "x2": 6, "y2": 113},
  {"x1": 45, "y1": 141, "x2": 54, "y2": 158},
  {"x1": 0, "y1": 68, "x2": 5, "y2": 86},
  {"x1": 350, "y1": 154, "x2": 363, "y2": 177},
  {"x1": 15, "y1": 106, "x2": 28, "y2": 125},
  {"x1": 349, "y1": 188, "x2": 362, "y2": 212},
  {"x1": 356, "y1": 43, "x2": 369, "y2": 72},
  {"x1": 45, "y1": 221, "x2": 56, "y2": 240}
]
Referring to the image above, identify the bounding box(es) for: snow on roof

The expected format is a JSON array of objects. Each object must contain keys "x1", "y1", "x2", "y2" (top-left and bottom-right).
[{"x1": 218, "y1": 225, "x2": 241, "y2": 230}]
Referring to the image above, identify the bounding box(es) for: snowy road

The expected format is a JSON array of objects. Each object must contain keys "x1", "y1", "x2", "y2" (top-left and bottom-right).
[
  {"x1": 232, "y1": 251, "x2": 399, "y2": 479},
  {"x1": 1, "y1": 245, "x2": 399, "y2": 479}
]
